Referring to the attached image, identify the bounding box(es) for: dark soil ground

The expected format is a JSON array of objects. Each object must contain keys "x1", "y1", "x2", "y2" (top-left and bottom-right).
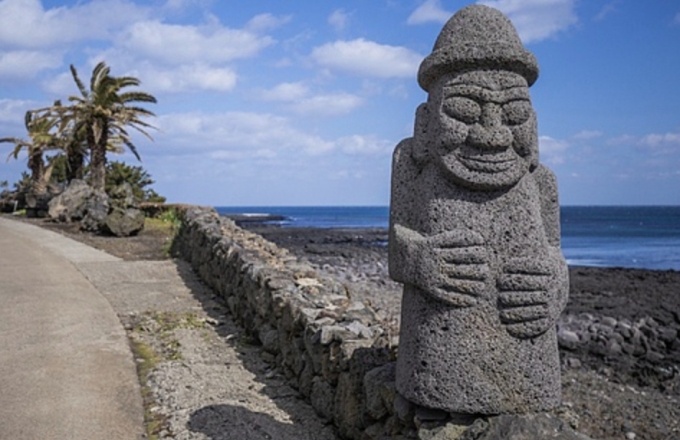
[
  {"x1": 11, "y1": 214, "x2": 680, "y2": 440},
  {"x1": 16, "y1": 215, "x2": 173, "y2": 260}
]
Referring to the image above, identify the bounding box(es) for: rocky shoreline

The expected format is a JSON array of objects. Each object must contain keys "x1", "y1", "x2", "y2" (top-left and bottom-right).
[{"x1": 240, "y1": 222, "x2": 680, "y2": 440}]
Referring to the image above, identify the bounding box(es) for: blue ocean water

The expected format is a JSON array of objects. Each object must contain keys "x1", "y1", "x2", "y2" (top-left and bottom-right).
[
  {"x1": 215, "y1": 206, "x2": 680, "y2": 271},
  {"x1": 216, "y1": 206, "x2": 390, "y2": 228},
  {"x1": 560, "y1": 206, "x2": 680, "y2": 270}
]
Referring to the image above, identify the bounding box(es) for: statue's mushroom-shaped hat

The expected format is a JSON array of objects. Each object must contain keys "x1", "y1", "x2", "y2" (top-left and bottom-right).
[{"x1": 418, "y1": 4, "x2": 539, "y2": 92}]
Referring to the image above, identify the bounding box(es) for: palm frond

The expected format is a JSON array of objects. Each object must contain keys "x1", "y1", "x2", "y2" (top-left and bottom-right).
[
  {"x1": 118, "y1": 91, "x2": 157, "y2": 104},
  {"x1": 2, "y1": 138, "x2": 30, "y2": 161},
  {"x1": 70, "y1": 65, "x2": 89, "y2": 98},
  {"x1": 121, "y1": 137, "x2": 141, "y2": 162},
  {"x1": 120, "y1": 105, "x2": 156, "y2": 118},
  {"x1": 115, "y1": 76, "x2": 141, "y2": 88},
  {"x1": 91, "y1": 61, "x2": 111, "y2": 93}
]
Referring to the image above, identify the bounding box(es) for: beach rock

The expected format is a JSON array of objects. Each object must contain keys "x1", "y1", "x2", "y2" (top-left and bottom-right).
[
  {"x1": 364, "y1": 362, "x2": 396, "y2": 420},
  {"x1": 80, "y1": 189, "x2": 109, "y2": 232},
  {"x1": 0, "y1": 189, "x2": 14, "y2": 212},
  {"x1": 105, "y1": 207, "x2": 145, "y2": 237},
  {"x1": 389, "y1": 4, "x2": 568, "y2": 414},
  {"x1": 423, "y1": 413, "x2": 593, "y2": 440},
  {"x1": 559, "y1": 329, "x2": 581, "y2": 347},
  {"x1": 101, "y1": 183, "x2": 144, "y2": 236},
  {"x1": 24, "y1": 192, "x2": 52, "y2": 218},
  {"x1": 48, "y1": 179, "x2": 93, "y2": 222},
  {"x1": 108, "y1": 182, "x2": 138, "y2": 209}
]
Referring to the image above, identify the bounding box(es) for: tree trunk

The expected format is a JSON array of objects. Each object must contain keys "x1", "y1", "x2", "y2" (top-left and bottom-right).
[
  {"x1": 67, "y1": 145, "x2": 85, "y2": 182},
  {"x1": 89, "y1": 126, "x2": 107, "y2": 191},
  {"x1": 28, "y1": 151, "x2": 47, "y2": 195}
]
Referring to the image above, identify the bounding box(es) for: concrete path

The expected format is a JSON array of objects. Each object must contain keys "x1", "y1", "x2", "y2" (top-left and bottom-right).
[{"x1": 0, "y1": 217, "x2": 145, "y2": 440}]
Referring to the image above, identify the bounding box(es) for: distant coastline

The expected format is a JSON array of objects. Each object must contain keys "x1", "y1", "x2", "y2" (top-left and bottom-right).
[{"x1": 217, "y1": 205, "x2": 680, "y2": 271}]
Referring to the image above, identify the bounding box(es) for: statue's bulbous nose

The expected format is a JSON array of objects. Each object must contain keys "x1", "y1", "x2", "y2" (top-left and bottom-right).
[{"x1": 467, "y1": 103, "x2": 512, "y2": 150}]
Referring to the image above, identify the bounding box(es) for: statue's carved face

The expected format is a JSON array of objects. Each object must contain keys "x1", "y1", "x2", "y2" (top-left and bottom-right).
[{"x1": 428, "y1": 70, "x2": 538, "y2": 190}]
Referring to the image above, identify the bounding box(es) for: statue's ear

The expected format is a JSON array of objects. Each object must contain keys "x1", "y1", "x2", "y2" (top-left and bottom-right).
[{"x1": 412, "y1": 103, "x2": 431, "y2": 165}]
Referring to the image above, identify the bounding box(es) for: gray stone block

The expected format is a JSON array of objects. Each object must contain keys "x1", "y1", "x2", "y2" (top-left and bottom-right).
[
  {"x1": 364, "y1": 362, "x2": 396, "y2": 420},
  {"x1": 105, "y1": 207, "x2": 145, "y2": 237},
  {"x1": 389, "y1": 4, "x2": 568, "y2": 415}
]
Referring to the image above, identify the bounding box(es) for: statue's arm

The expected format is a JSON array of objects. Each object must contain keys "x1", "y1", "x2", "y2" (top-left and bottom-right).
[
  {"x1": 535, "y1": 164, "x2": 570, "y2": 314},
  {"x1": 534, "y1": 164, "x2": 562, "y2": 248},
  {"x1": 388, "y1": 139, "x2": 420, "y2": 285}
]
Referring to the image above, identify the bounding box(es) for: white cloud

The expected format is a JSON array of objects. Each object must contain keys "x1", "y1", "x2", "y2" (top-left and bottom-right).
[
  {"x1": 43, "y1": 52, "x2": 237, "y2": 95},
  {"x1": 0, "y1": 99, "x2": 36, "y2": 124},
  {"x1": 0, "y1": 50, "x2": 62, "y2": 78},
  {"x1": 257, "y1": 83, "x2": 363, "y2": 116},
  {"x1": 337, "y1": 135, "x2": 392, "y2": 155},
  {"x1": 311, "y1": 39, "x2": 422, "y2": 78},
  {"x1": 258, "y1": 82, "x2": 310, "y2": 101},
  {"x1": 594, "y1": 1, "x2": 619, "y2": 21},
  {"x1": 478, "y1": 0, "x2": 578, "y2": 43},
  {"x1": 606, "y1": 134, "x2": 636, "y2": 146},
  {"x1": 640, "y1": 133, "x2": 680, "y2": 150},
  {"x1": 245, "y1": 13, "x2": 292, "y2": 32},
  {"x1": 0, "y1": 0, "x2": 148, "y2": 49},
  {"x1": 42, "y1": 71, "x2": 81, "y2": 97},
  {"x1": 407, "y1": 0, "x2": 451, "y2": 25},
  {"x1": 154, "y1": 110, "x2": 392, "y2": 161},
  {"x1": 572, "y1": 130, "x2": 603, "y2": 140},
  {"x1": 407, "y1": 0, "x2": 578, "y2": 43},
  {"x1": 329, "y1": 9, "x2": 350, "y2": 31},
  {"x1": 119, "y1": 20, "x2": 274, "y2": 65},
  {"x1": 290, "y1": 93, "x2": 364, "y2": 116},
  {"x1": 162, "y1": 0, "x2": 198, "y2": 11},
  {"x1": 604, "y1": 132, "x2": 680, "y2": 155},
  {"x1": 156, "y1": 111, "x2": 334, "y2": 155},
  {"x1": 675, "y1": 12, "x2": 680, "y2": 25},
  {"x1": 133, "y1": 63, "x2": 238, "y2": 93},
  {"x1": 539, "y1": 135, "x2": 569, "y2": 164},
  {"x1": 255, "y1": 148, "x2": 277, "y2": 159}
]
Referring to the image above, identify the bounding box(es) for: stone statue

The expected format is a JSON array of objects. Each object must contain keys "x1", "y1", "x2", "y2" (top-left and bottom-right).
[{"x1": 389, "y1": 4, "x2": 569, "y2": 415}]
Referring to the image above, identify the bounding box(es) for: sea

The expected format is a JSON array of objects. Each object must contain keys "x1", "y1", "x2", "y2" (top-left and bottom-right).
[{"x1": 215, "y1": 206, "x2": 680, "y2": 271}]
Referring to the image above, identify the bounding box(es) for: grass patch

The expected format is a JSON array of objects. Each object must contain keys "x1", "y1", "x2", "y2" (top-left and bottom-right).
[
  {"x1": 148, "y1": 311, "x2": 207, "y2": 333},
  {"x1": 133, "y1": 312, "x2": 207, "y2": 363},
  {"x1": 144, "y1": 217, "x2": 175, "y2": 234},
  {"x1": 132, "y1": 338, "x2": 161, "y2": 379},
  {"x1": 130, "y1": 338, "x2": 165, "y2": 440},
  {"x1": 144, "y1": 208, "x2": 182, "y2": 256}
]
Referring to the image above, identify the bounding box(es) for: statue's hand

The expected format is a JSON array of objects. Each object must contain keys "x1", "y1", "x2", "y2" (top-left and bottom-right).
[
  {"x1": 497, "y1": 257, "x2": 556, "y2": 338},
  {"x1": 415, "y1": 229, "x2": 491, "y2": 307}
]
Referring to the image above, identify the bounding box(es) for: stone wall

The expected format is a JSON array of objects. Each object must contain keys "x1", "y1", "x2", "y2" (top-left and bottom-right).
[{"x1": 172, "y1": 206, "x2": 402, "y2": 439}]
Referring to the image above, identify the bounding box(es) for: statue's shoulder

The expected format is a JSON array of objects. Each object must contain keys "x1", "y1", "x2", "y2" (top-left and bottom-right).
[
  {"x1": 393, "y1": 137, "x2": 416, "y2": 164},
  {"x1": 531, "y1": 163, "x2": 558, "y2": 192},
  {"x1": 392, "y1": 137, "x2": 421, "y2": 174},
  {"x1": 391, "y1": 138, "x2": 421, "y2": 196}
]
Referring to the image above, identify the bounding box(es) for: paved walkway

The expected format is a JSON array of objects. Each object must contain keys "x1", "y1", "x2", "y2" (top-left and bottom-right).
[{"x1": 0, "y1": 217, "x2": 145, "y2": 440}]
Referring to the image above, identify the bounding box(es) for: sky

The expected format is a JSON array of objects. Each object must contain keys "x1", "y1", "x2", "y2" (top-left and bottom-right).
[{"x1": 1, "y1": 0, "x2": 680, "y2": 206}]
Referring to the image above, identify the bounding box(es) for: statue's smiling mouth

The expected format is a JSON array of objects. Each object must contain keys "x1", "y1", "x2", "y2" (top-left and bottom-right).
[{"x1": 457, "y1": 153, "x2": 517, "y2": 173}]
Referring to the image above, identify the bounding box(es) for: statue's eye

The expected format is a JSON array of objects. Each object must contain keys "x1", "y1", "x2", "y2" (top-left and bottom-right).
[
  {"x1": 443, "y1": 97, "x2": 481, "y2": 124},
  {"x1": 502, "y1": 100, "x2": 532, "y2": 125}
]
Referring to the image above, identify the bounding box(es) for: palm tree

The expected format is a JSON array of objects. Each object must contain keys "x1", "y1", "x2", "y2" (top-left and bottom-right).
[
  {"x1": 1, "y1": 111, "x2": 61, "y2": 195},
  {"x1": 66, "y1": 62, "x2": 157, "y2": 190},
  {"x1": 29, "y1": 100, "x2": 87, "y2": 184}
]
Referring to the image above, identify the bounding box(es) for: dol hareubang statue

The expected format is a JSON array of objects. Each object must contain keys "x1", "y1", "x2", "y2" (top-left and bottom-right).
[{"x1": 389, "y1": 5, "x2": 569, "y2": 414}]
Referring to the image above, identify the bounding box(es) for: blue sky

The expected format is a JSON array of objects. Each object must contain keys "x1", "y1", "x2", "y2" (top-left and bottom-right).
[{"x1": 1, "y1": 0, "x2": 679, "y2": 206}]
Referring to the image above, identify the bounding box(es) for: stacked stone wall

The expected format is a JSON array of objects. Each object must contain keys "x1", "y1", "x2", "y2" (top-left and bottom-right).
[{"x1": 172, "y1": 206, "x2": 401, "y2": 439}]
